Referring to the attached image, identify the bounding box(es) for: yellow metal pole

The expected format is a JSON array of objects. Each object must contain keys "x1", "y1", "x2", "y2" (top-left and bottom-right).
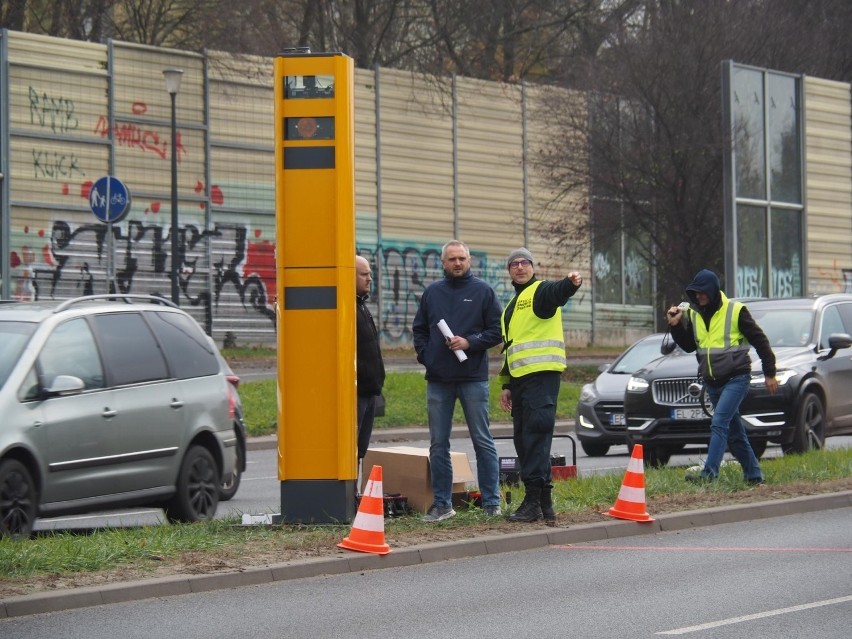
[{"x1": 273, "y1": 51, "x2": 356, "y2": 523}]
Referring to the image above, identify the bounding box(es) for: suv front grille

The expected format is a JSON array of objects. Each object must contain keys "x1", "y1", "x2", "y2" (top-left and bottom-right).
[{"x1": 652, "y1": 377, "x2": 701, "y2": 407}]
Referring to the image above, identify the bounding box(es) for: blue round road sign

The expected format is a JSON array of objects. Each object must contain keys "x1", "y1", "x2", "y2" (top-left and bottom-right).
[{"x1": 89, "y1": 176, "x2": 131, "y2": 223}]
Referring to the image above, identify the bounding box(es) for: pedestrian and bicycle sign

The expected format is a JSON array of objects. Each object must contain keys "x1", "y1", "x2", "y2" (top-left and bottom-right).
[{"x1": 89, "y1": 176, "x2": 131, "y2": 223}]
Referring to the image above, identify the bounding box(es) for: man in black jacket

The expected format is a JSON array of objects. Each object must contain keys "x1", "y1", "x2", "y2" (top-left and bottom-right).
[
  {"x1": 666, "y1": 269, "x2": 777, "y2": 484},
  {"x1": 356, "y1": 255, "x2": 385, "y2": 469},
  {"x1": 498, "y1": 248, "x2": 582, "y2": 523},
  {"x1": 413, "y1": 240, "x2": 503, "y2": 521}
]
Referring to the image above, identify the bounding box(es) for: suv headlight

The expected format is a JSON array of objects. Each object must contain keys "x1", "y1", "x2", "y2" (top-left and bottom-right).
[
  {"x1": 751, "y1": 369, "x2": 797, "y2": 386},
  {"x1": 627, "y1": 376, "x2": 649, "y2": 392}
]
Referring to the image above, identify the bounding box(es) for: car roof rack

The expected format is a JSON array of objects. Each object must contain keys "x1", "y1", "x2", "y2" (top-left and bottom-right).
[{"x1": 53, "y1": 294, "x2": 178, "y2": 313}]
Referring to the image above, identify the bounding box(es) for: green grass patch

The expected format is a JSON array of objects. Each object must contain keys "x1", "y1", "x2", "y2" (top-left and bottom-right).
[
  {"x1": 220, "y1": 345, "x2": 276, "y2": 360},
  {"x1": 239, "y1": 372, "x2": 589, "y2": 436}
]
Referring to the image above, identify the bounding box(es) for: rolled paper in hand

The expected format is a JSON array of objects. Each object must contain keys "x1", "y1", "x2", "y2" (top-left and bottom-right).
[{"x1": 437, "y1": 318, "x2": 468, "y2": 362}]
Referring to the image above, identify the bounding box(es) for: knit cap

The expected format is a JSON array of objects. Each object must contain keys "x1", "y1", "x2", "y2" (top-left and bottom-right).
[{"x1": 507, "y1": 248, "x2": 534, "y2": 269}]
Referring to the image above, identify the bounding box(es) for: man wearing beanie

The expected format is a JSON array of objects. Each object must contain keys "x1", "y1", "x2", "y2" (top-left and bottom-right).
[
  {"x1": 413, "y1": 240, "x2": 503, "y2": 521},
  {"x1": 498, "y1": 248, "x2": 583, "y2": 523}
]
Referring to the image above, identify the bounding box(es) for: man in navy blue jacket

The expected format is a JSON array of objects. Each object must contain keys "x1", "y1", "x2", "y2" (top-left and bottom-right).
[{"x1": 413, "y1": 240, "x2": 503, "y2": 521}]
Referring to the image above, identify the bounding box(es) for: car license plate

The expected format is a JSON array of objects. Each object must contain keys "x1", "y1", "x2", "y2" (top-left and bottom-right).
[
  {"x1": 609, "y1": 413, "x2": 625, "y2": 426},
  {"x1": 671, "y1": 408, "x2": 706, "y2": 420}
]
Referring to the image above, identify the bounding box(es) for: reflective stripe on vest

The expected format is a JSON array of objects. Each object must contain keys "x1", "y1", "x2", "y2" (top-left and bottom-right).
[
  {"x1": 501, "y1": 280, "x2": 567, "y2": 376},
  {"x1": 688, "y1": 293, "x2": 749, "y2": 379}
]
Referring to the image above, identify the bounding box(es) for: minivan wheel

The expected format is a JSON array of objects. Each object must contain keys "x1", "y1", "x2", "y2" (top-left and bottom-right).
[
  {"x1": 0, "y1": 459, "x2": 37, "y2": 539},
  {"x1": 165, "y1": 445, "x2": 220, "y2": 523},
  {"x1": 783, "y1": 392, "x2": 825, "y2": 454}
]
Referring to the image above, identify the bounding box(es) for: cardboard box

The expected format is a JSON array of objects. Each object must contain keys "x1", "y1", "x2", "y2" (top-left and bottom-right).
[{"x1": 362, "y1": 446, "x2": 475, "y2": 513}]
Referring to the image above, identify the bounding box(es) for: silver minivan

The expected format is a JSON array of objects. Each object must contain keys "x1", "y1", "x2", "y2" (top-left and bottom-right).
[{"x1": 0, "y1": 295, "x2": 238, "y2": 538}]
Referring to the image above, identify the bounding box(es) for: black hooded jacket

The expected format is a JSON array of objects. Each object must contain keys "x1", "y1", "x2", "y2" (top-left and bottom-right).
[
  {"x1": 670, "y1": 269, "x2": 776, "y2": 386},
  {"x1": 356, "y1": 294, "x2": 385, "y2": 396}
]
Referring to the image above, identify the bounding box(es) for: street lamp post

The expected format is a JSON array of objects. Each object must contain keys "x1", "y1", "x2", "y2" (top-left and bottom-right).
[{"x1": 163, "y1": 68, "x2": 184, "y2": 305}]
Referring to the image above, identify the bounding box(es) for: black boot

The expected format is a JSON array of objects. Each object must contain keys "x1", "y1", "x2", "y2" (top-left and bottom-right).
[
  {"x1": 507, "y1": 484, "x2": 542, "y2": 522},
  {"x1": 540, "y1": 483, "x2": 556, "y2": 524}
]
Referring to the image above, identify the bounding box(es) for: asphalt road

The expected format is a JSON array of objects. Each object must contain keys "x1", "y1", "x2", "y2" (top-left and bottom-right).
[{"x1": 6, "y1": 508, "x2": 851, "y2": 637}]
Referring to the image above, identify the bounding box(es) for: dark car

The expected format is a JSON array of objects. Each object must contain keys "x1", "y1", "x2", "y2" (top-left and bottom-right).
[
  {"x1": 624, "y1": 294, "x2": 852, "y2": 466},
  {"x1": 575, "y1": 333, "x2": 669, "y2": 456}
]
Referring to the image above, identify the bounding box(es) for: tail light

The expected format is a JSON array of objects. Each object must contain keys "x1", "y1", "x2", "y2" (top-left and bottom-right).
[{"x1": 226, "y1": 383, "x2": 236, "y2": 420}]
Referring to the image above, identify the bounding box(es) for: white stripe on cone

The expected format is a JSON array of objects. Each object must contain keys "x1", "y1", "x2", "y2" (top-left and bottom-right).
[
  {"x1": 627, "y1": 456, "x2": 644, "y2": 473},
  {"x1": 616, "y1": 485, "x2": 646, "y2": 503},
  {"x1": 350, "y1": 510, "x2": 384, "y2": 532},
  {"x1": 364, "y1": 478, "x2": 383, "y2": 499}
]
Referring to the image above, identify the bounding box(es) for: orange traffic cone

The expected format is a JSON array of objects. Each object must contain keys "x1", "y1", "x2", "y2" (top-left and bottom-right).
[
  {"x1": 607, "y1": 444, "x2": 654, "y2": 522},
  {"x1": 338, "y1": 465, "x2": 391, "y2": 555}
]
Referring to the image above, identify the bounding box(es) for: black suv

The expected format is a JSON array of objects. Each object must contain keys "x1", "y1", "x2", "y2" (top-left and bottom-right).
[{"x1": 624, "y1": 295, "x2": 852, "y2": 466}]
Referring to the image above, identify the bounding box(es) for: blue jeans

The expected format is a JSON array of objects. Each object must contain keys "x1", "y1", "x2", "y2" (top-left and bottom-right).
[
  {"x1": 426, "y1": 380, "x2": 500, "y2": 507},
  {"x1": 703, "y1": 374, "x2": 763, "y2": 481}
]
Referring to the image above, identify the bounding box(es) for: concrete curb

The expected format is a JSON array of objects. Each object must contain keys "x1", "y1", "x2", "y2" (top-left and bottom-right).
[
  {"x1": 2, "y1": 490, "x2": 850, "y2": 619},
  {"x1": 247, "y1": 420, "x2": 577, "y2": 451}
]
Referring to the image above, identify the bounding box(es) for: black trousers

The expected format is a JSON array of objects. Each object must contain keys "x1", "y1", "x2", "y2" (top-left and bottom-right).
[
  {"x1": 510, "y1": 371, "x2": 561, "y2": 486},
  {"x1": 357, "y1": 394, "x2": 377, "y2": 459}
]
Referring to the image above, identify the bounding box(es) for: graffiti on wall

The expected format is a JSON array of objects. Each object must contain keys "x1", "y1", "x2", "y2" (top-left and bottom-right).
[
  {"x1": 737, "y1": 258, "x2": 803, "y2": 298},
  {"x1": 29, "y1": 86, "x2": 79, "y2": 134},
  {"x1": 357, "y1": 244, "x2": 515, "y2": 346},
  {"x1": 813, "y1": 260, "x2": 852, "y2": 294},
  {"x1": 13, "y1": 227, "x2": 523, "y2": 346},
  {"x1": 591, "y1": 247, "x2": 650, "y2": 305},
  {"x1": 12, "y1": 217, "x2": 276, "y2": 324}
]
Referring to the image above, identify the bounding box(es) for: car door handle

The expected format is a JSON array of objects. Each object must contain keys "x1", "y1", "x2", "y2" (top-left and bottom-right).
[
  {"x1": 170, "y1": 399, "x2": 184, "y2": 409},
  {"x1": 102, "y1": 408, "x2": 117, "y2": 419}
]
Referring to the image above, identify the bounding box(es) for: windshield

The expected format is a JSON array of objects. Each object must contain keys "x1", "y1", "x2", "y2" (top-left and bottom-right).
[
  {"x1": 748, "y1": 308, "x2": 813, "y2": 348},
  {"x1": 0, "y1": 321, "x2": 37, "y2": 388},
  {"x1": 611, "y1": 337, "x2": 665, "y2": 374}
]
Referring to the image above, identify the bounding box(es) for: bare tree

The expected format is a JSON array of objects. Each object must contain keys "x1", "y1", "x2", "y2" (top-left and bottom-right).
[
  {"x1": 1, "y1": 0, "x2": 29, "y2": 31},
  {"x1": 424, "y1": 0, "x2": 640, "y2": 82},
  {"x1": 540, "y1": 0, "x2": 852, "y2": 317},
  {"x1": 107, "y1": 0, "x2": 217, "y2": 48},
  {"x1": 5, "y1": 0, "x2": 115, "y2": 40}
]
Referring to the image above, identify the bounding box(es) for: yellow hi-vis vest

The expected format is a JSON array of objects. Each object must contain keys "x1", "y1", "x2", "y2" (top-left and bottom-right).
[
  {"x1": 687, "y1": 291, "x2": 750, "y2": 382},
  {"x1": 501, "y1": 280, "x2": 567, "y2": 378}
]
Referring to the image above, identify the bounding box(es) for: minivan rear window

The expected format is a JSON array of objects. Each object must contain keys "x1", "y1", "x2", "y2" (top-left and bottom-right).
[
  {"x1": 92, "y1": 312, "x2": 169, "y2": 385},
  {"x1": 146, "y1": 310, "x2": 219, "y2": 379}
]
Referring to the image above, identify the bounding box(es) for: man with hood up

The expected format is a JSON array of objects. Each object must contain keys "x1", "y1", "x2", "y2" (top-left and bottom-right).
[{"x1": 666, "y1": 269, "x2": 778, "y2": 484}]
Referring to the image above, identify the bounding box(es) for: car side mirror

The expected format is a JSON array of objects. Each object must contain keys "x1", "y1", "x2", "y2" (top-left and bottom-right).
[
  {"x1": 817, "y1": 333, "x2": 852, "y2": 361},
  {"x1": 44, "y1": 375, "x2": 86, "y2": 397}
]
